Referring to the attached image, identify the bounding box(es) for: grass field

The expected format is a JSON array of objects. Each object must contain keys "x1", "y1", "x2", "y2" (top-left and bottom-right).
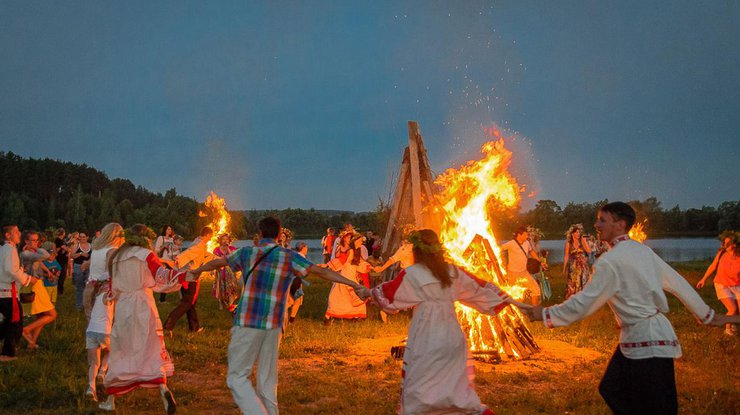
[{"x1": 0, "y1": 260, "x2": 737, "y2": 414}]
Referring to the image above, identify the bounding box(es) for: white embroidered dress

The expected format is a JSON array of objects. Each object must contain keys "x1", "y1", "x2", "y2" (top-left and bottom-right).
[
  {"x1": 105, "y1": 246, "x2": 185, "y2": 395},
  {"x1": 372, "y1": 263, "x2": 509, "y2": 415}
]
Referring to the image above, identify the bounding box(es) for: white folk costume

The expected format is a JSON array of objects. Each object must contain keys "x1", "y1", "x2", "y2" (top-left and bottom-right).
[
  {"x1": 325, "y1": 250, "x2": 369, "y2": 319},
  {"x1": 105, "y1": 246, "x2": 186, "y2": 396},
  {"x1": 372, "y1": 264, "x2": 509, "y2": 415},
  {"x1": 541, "y1": 235, "x2": 715, "y2": 415},
  {"x1": 542, "y1": 236, "x2": 714, "y2": 358}
]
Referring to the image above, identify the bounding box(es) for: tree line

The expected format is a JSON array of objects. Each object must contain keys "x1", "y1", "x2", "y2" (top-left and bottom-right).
[
  {"x1": 0, "y1": 152, "x2": 388, "y2": 239},
  {"x1": 519, "y1": 197, "x2": 740, "y2": 239},
  {"x1": 1, "y1": 152, "x2": 737, "y2": 240}
]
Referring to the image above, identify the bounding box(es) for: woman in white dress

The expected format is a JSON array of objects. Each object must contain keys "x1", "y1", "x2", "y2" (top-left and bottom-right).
[
  {"x1": 365, "y1": 229, "x2": 530, "y2": 415},
  {"x1": 99, "y1": 224, "x2": 185, "y2": 413},
  {"x1": 83, "y1": 223, "x2": 124, "y2": 402}
]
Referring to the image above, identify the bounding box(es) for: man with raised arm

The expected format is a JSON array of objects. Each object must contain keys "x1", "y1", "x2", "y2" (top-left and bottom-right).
[
  {"x1": 523, "y1": 202, "x2": 739, "y2": 415},
  {"x1": 190, "y1": 216, "x2": 366, "y2": 415},
  {"x1": 0, "y1": 225, "x2": 40, "y2": 361}
]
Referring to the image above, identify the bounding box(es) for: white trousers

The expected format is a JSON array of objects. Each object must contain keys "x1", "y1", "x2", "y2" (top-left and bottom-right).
[{"x1": 227, "y1": 326, "x2": 282, "y2": 415}]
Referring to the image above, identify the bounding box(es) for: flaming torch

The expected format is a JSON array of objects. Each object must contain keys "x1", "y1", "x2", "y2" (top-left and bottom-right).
[
  {"x1": 434, "y1": 126, "x2": 539, "y2": 362},
  {"x1": 198, "y1": 191, "x2": 232, "y2": 253}
]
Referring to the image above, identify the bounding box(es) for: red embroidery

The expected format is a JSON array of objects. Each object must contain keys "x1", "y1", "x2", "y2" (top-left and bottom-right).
[
  {"x1": 145, "y1": 253, "x2": 163, "y2": 277},
  {"x1": 544, "y1": 308, "x2": 554, "y2": 329},
  {"x1": 493, "y1": 303, "x2": 508, "y2": 314},
  {"x1": 106, "y1": 378, "x2": 166, "y2": 396},
  {"x1": 382, "y1": 269, "x2": 406, "y2": 303},
  {"x1": 620, "y1": 340, "x2": 679, "y2": 348}
]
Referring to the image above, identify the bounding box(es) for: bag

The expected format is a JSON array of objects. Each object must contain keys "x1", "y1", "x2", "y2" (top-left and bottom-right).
[
  {"x1": 20, "y1": 292, "x2": 36, "y2": 304},
  {"x1": 515, "y1": 240, "x2": 541, "y2": 274},
  {"x1": 526, "y1": 258, "x2": 542, "y2": 275}
]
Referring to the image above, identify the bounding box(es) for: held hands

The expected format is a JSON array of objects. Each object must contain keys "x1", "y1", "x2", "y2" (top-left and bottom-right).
[
  {"x1": 708, "y1": 313, "x2": 740, "y2": 327},
  {"x1": 519, "y1": 305, "x2": 543, "y2": 322},
  {"x1": 354, "y1": 286, "x2": 371, "y2": 301}
]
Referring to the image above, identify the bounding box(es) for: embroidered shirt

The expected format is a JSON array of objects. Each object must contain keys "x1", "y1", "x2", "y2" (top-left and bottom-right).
[
  {"x1": 0, "y1": 243, "x2": 33, "y2": 295},
  {"x1": 227, "y1": 239, "x2": 313, "y2": 330},
  {"x1": 542, "y1": 237, "x2": 714, "y2": 359}
]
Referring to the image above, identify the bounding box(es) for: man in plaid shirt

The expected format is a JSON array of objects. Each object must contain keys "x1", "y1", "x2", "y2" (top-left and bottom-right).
[{"x1": 192, "y1": 216, "x2": 366, "y2": 415}]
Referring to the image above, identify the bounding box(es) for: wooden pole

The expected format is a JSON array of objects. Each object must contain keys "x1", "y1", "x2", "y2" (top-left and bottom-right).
[
  {"x1": 382, "y1": 148, "x2": 410, "y2": 257},
  {"x1": 407, "y1": 121, "x2": 424, "y2": 228}
]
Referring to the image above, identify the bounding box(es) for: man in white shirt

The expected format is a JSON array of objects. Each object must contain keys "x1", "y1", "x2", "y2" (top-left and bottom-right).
[
  {"x1": 524, "y1": 202, "x2": 736, "y2": 414},
  {"x1": 501, "y1": 226, "x2": 543, "y2": 305},
  {"x1": 0, "y1": 225, "x2": 39, "y2": 361}
]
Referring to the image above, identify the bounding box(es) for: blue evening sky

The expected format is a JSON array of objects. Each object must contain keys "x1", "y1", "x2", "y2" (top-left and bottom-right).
[{"x1": 1, "y1": 1, "x2": 738, "y2": 212}]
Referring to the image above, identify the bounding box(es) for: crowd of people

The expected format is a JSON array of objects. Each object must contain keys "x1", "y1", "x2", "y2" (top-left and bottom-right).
[{"x1": 1, "y1": 202, "x2": 739, "y2": 414}]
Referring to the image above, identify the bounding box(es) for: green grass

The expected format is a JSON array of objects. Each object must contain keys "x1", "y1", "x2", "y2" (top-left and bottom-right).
[{"x1": 0, "y1": 262, "x2": 737, "y2": 414}]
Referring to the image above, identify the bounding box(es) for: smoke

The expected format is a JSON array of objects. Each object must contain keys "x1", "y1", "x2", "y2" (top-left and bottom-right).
[{"x1": 189, "y1": 137, "x2": 249, "y2": 210}]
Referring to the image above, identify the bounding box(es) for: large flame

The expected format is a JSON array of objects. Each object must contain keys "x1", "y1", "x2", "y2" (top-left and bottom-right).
[
  {"x1": 198, "y1": 191, "x2": 232, "y2": 253},
  {"x1": 434, "y1": 126, "x2": 532, "y2": 355},
  {"x1": 629, "y1": 219, "x2": 647, "y2": 243}
]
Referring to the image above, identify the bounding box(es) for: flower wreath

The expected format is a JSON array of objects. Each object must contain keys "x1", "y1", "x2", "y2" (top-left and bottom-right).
[
  {"x1": 408, "y1": 231, "x2": 443, "y2": 254},
  {"x1": 123, "y1": 227, "x2": 156, "y2": 249}
]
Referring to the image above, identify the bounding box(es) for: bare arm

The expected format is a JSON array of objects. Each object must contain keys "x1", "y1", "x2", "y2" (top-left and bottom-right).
[
  {"x1": 562, "y1": 241, "x2": 570, "y2": 273},
  {"x1": 696, "y1": 251, "x2": 721, "y2": 289},
  {"x1": 191, "y1": 257, "x2": 229, "y2": 275},
  {"x1": 308, "y1": 264, "x2": 365, "y2": 293},
  {"x1": 581, "y1": 237, "x2": 591, "y2": 254}
]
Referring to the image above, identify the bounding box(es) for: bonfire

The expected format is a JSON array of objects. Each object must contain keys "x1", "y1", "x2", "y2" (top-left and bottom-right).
[
  {"x1": 198, "y1": 191, "x2": 232, "y2": 253},
  {"x1": 434, "y1": 126, "x2": 539, "y2": 361},
  {"x1": 629, "y1": 219, "x2": 648, "y2": 243}
]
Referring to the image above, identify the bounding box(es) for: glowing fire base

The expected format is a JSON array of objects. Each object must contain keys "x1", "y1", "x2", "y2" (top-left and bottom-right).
[
  {"x1": 389, "y1": 235, "x2": 539, "y2": 363},
  {"x1": 456, "y1": 235, "x2": 539, "y2": 362}
]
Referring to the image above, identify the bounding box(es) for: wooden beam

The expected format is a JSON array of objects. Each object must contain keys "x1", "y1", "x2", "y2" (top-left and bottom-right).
[
  {"x1": 407, "y1": 121, "x2": 423, "y2": 228},
  {"x1": 382, "y1": 148, "x2": 410, "y2": 256}
]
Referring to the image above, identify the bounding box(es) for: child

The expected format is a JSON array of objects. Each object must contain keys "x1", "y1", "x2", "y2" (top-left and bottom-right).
[
  {"x1": 85, "y1": 272, "x2": 114, "y2": 402},
  {"x1": 41, "y1": 242, "x2": 61, "y2": 304}
]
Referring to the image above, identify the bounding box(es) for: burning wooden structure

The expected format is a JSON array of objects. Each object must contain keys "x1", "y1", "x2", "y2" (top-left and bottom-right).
[{"x1": 382, "y1": 121, "x2": 539, "y2": 362}]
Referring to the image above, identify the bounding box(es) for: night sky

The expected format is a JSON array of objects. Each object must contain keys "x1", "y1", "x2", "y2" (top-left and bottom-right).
[{"x1": 2, "y1": 1, "x2": 738, "y2": 212}]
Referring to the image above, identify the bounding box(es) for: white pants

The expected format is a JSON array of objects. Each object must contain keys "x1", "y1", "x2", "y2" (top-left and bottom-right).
[{"x1": 227, "y1": 326, "x2": 282, "y2": 415}]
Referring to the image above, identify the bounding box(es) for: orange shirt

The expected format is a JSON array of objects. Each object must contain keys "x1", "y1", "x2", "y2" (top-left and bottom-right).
[{"x1": 715, "y1": 251, "x2": 740, "y2": 286}]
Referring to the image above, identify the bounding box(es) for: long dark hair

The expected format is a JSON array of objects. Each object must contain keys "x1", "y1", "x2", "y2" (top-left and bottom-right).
[
  {"x1": 350, "y1": 234, "x2": 364, "y2": 266},
  {"x1": 410, "y1": 229, "x2": 452, "y2": 288}
]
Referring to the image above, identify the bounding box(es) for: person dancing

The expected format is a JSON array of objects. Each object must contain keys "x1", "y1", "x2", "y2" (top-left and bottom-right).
[
  {"x1": 361, "y1": 229, "x2": 530, "y2": 415},
  {"x1": 563, "y1": 223, "x2": 592, "y2": 299},
  {"x1": 99, "y1": 224, "x2": 186, "y2": 413},
  {"x1": 696, "y1": 230, "x2": 740, "y2": 336},
  {"x1": 324, "y1": 233, "x2": 370, "y2": 323},
  {"x1": 524, "y1": 202, "x2": 739, "y2": 415}
]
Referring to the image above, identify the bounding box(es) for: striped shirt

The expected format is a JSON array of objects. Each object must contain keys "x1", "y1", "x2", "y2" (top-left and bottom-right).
[{"x1": 227, "y1": 239, "x2": 313, "y2": 329}]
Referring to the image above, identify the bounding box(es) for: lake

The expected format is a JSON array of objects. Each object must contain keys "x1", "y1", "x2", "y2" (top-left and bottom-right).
[{"x1": 231, "y1": 238, "x2": 721, "y2": 264}]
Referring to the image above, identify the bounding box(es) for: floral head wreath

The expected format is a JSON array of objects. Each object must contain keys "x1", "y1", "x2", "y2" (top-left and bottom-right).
[
  {"x1": 719, "y1": 230, "x2": 740, "y2": 250},
  {"x1": 408, "y1": 231, "x2": 444, "y2": 255},
  {"x1": 339, "y1": 227, "x2": 357, "y2": 240},
  {"x1": 526, "y1": 225, "x2": 544, "y2": 242},
  {"x1": 565, "y1": 223, "x2": 584, "y2": 240},
  {"x1": 123, "y1": 227, "x2": 156, "y2": 249}
]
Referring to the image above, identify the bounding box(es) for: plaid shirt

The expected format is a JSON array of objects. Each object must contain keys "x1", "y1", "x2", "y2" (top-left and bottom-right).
[{"x1": 227, "y1": 239, "x2": 313, "y2": 329}]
